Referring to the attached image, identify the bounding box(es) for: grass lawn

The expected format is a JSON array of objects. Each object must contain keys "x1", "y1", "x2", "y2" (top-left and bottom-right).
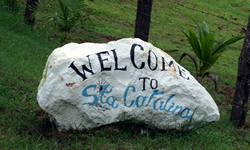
[{"x1": 0, "y1": 0, "x2": 249, "y2": 149}]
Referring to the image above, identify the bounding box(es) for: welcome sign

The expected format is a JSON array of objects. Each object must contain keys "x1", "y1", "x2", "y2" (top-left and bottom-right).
[{"x1": 37, "y1": 38, "x2": 220, "y2": 131}]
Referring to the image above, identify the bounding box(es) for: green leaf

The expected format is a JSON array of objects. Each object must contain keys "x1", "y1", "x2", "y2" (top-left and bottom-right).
[
  {"x1": 203, "y1": 32, "x2": 214, "y2": 62},
  {"x1": 188, "y1": 29, "x2": 201, "y2": 58},
  {"x1": 191, "y1": 17, "x2": 202, "y2": 41},
  {"x1": 202, "y1": 54, "x2": 218, "y2": 73},
  {"x1": 200, "y1": 30, "x2": 207, "y2": 60},
  {"x1": 202, "y1": 21, "x2": 209, "y2": 37},
  {"x1": 182, "y1": 17, "x2": 244, "y2": 88},
  {"x1": 182, "y1": 31, "x2": 191, "y2": 43},
  {"x1": 207, "y1": 33, "x2": 214, "y2": 51},
  {"x1": 213, "y1": 35, "x2": 244, "y2": 55}
]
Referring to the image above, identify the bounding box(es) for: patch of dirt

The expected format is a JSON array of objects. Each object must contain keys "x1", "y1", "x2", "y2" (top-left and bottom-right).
[
  {"x1": 80, "y1": 33, "x2": 121, "y2": 43},
  {"x1": 36, "y1": 107, "x2": 56, "y2": 138},
  {"x1": 119, "y1": 0, "x2": 136, "y2": 3},
  {"x1": 231, "y1": 4, "x2": 249, "y2": 13},
  {"x1": 217, "y1": 86, "x2": 235, "y2": 105},
  {"x1": 218, "y1": 86, "x2": 235, "y2": 97},
  {"x1": 80, "y1": 39, "x2": 94, "y2": 43},
  {"x1": 243, "y1": 124, "x2": 249, "y2": 130},
  {"x1": 0, "y1": 107, "x2": 5, "y2": 115},
  {"x1": 96, "y1": 33, "x2": 121, "y2": 42}
]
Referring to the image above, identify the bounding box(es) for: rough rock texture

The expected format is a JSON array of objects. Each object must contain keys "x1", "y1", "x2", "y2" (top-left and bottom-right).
[{"x1": 37, "y1": 38, "x2": 220, "y2": 131}]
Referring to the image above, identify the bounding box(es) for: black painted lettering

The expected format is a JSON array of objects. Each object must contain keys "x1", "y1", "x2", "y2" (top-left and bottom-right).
[
  {"x1": 161, "y1": 57, "x2": 176, "y2": 71},
  {"x1": 96, "y1": 51, "x2": 112, "y2": 72},
  {"x1": 111, "y1": 49, "x2": 127, "y2": 71},
  {"x1": 150, "y1": 78, "x2": 158, "y2": 89},
  {"x1": 130, "y1": 44, "x2": 145, "y2": 69},
  {"x1": 139, "y1": 77, "x2": 150, "y2": 91},
  {"x1": 148, "y1": 50, "x2": 158, "y2": 70},
  {"x1": 177, "y1": 65, "x2": 190, "y2": 80},
  {"x1": 69, "y1": 57, "x2": 95, "y2": 81}
]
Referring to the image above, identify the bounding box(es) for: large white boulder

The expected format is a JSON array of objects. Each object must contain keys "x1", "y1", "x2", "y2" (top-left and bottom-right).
[{"x1": 37, "y1": 38, "x2": 220, "y2": 131}]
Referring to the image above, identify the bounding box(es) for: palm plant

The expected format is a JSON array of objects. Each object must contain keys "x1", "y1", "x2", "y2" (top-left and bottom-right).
[
  {"x1": 34, "y1": 0, "x2": 92, "y2": 43},
  {"x1": 3, "y1": 0, "x2": 19, "y2": 13},
  {"x1": 172, "y1": 18, "x2": 244, "y2": 90}
]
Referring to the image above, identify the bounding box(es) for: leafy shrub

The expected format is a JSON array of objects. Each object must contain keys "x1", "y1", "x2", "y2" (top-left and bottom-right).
[
  {"x1": 34, "y1": 0, "x2": 93, "y2": 43},
  {"x1": 172, "y1": 18, "x2": 244, "y2": 90},
  {"x1": 2, "y1": 0, "x2": 19, "y2": 13}
]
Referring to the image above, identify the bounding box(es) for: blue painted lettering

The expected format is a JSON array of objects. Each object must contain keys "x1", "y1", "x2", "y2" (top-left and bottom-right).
[
  {"x1": 166, "y1": 102, "x2": 175, "y2": 112},
  {"x1": 145, "y1": 90, "x2": 164, "y2": 107},
  {"x1": 153, "y1": 98, "x2": 165, "y2": 110},
  {"x1": 99, "y1": 84, "x2": 112, "y2": 104},
  {"x1": 106, "y1": 96, "x2": 118, "y2": 108},
  {"x1": 161, "y1": 94, "x2": 175, "y2": 111},
  {"x1": 82, "y1": 84, "x2": 194, "y2": 119},
  {"x1": 171, "y1": 105, "x2": 183, "y2": 114},
  {"x1": 136, "y1": 95, "x2": 148, "y2": 108},
  {"x1": 82, "y1": 84, "x2": 118, "y2": 109},
  {"x1": 123, "y1": 85, "x2": 136, "y2": 107},
  {"x1": 180, "y1": 108, "x2": 193, "y2": 119},
  {"x1": 82, "y1": 85, "x2": 98, "y2": 105}
]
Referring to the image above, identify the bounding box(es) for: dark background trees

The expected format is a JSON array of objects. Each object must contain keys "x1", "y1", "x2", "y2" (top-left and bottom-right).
[
  {"x1": 24, "y1": 0, "x2": 38, "y2": 26},
  {"x1": 134, "y1": 0, "x2": 153, "y2": 42},
  {"x1": 230, "y1": 15, "x2": 250, "y2": 127}
]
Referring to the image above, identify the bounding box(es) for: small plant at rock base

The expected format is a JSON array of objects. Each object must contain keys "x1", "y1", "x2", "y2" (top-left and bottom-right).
[{"x1": 172, "y1": 18, "x2": 244, "y2": 90}]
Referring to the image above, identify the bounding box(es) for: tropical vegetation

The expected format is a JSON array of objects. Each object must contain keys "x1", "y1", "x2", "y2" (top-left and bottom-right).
[
  {"x1": 173, "y1": 18, "x2": 244, "y2": 90},
  {"x1": 34, "y1": 0, "x2": 93, "y2": 43},
  {"x1": 0, "y1": 0, "x2": 249, "y2": 149}
]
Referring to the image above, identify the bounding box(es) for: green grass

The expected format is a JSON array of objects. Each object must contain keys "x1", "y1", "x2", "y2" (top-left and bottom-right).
[{"x1": 0, "y1": 0, "x2": 249, "y2": 149}]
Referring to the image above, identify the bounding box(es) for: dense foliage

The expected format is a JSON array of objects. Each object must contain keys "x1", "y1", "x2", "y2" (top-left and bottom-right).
[
  {"x1": 0, "y1": 0, "x2": 249, "y2": 149},
  {"x1": 34, "y1": 0, "x2": 92, "y2": 43},
  {"x1": 2, "y1": 0, "x2": 19, "y2": 13}
]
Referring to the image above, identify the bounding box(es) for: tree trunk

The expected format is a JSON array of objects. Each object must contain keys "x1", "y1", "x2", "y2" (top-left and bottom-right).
[
  {"x1": 230, "y1": 15, "x2": 250, "y2": 127},
  {"x1": 134, "y1": 0, "x2": 153, "y2": 42},
  {"x1": 24, "y1": 0, "x2": 38, "y2": 26}
]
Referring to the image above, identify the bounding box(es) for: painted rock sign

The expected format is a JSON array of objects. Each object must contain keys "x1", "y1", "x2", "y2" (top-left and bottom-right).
[{"x1": 37, "y1": 38, "x2": 220, "y2": 131}]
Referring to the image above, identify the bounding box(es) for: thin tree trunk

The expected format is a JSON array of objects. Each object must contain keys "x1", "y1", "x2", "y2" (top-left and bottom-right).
[
  {"x1": 230, "y1": 15, "x2": 250, "y2": 127},
  {"x1": 24, "y1": 0, "x2": 38, "y2": 26},
  {"x1": 134, "y1": 0, "x2": 153, "y2": 42}
]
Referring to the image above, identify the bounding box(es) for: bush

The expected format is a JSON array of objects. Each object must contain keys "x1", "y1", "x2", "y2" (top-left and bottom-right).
[
  {"x1": 182, "y1": 19, "x2": 244, "y2": 80},
  {"x1": 172, "y1": 18, "x2": 244, "y2": 90},
  {"x1": 2, "y1": 0, "x2": 19, "y2": 13},
  {"x1": 34, "y1": 0, "x2": 93, "y2": 44}
]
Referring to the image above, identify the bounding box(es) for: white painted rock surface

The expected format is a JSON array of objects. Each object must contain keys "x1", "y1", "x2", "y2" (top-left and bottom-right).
[{"x1": 37, "y1": 38, "x2": 220, "y2": 131}]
